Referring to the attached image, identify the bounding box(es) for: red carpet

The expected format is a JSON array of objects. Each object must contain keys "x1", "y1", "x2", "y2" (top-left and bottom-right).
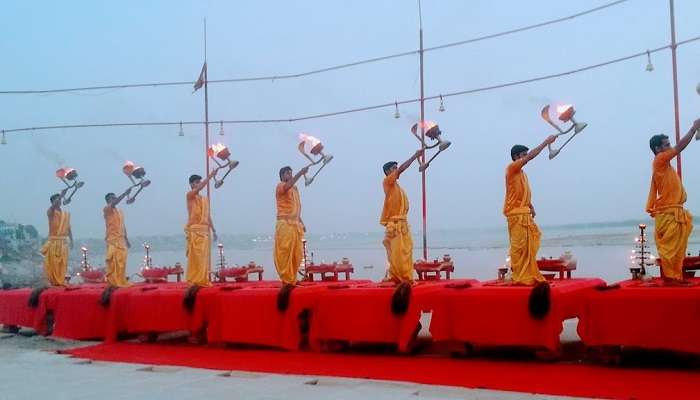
[{"x1": 66, "y1": 342, "x2": 698, "y2": 399}]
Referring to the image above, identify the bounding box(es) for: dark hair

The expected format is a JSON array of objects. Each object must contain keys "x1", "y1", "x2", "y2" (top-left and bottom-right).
[
  {"x1": 279, "y1": 166, "x2": 292, "y2": 180},
  {"x1": 50, "y1": 194, "x2": 61, "y2": 204},
  {"x1": 510, "y1": 145, "x2": 529, "y2": 161},
  {"x1": 649, "y1": 134, "x2": 668, "y2": 154},
  {"x1": 105, "y1": 192, "x2": 116, "y2": 202},
  {"x1": 383, "y1": 161, "x2": 398, "y2": 175},
  {"x1": 189, "y1": 174, "x2": 202, "y2": 184}
]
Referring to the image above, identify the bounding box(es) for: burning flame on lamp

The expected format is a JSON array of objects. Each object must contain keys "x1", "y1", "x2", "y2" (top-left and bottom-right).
[
  {"x1": 56, "y1": 167, "x2": 78, "y2": 181},
  {"x1": 555, "y1": 104, "x2": 575, "y2": 122},
  {"x1": 540, "y1": 103, "x2": 588, "y2": 160},
  {"x1": 122, "y1": 161, "x2": 151, "y2": 204},
  {"x1": 207, "y1": 143, "x2": 239, "y2": 188},
  {"x1": 409, "y1": 120, "x2": 451, "y2": 172},
  {"x1": 298, "y1": 133, "x2": 333, "y2": 186},
  {"x1": 55, "y1": 167, "x2": 84, "y2": 205},
  {"x1": 208, "y1": 143, "x2": 231, "y2": 160},
  {"x1": 299, "y1": 134, "x2": 324, "y2": 155}
]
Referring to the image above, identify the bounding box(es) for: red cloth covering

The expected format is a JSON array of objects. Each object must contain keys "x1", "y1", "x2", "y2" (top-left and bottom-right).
[
  {"x1": 66, "y1": 342, "x2": 700, "y2": 400},
  {"x1": 116, "y1": 283, "x2": 219, "y2": 340},
  {"x1": 4, "y1": 283, "x2": 222, "y2": 341},
  {"x1": 0, "y1": 288, "x2": 45, "y2": 331},
  {"x1": 309, "y1": 280, "x2": 477, "y2": 351},
  {"x1": 578, "y1": 278, "x2": 700, "y2": 354},
  {"x1": 430, "y1": 278, "x2": 604, "y2": 351},
  {"x1": 49, "y1": 282, "x2": 246, "y2": 341},
  {"x1": 46, "y1": 285, "x2": 112, "y2": 340},
  {"x1": 207, "y1": 282, "x2": 354, "y2": 350}
]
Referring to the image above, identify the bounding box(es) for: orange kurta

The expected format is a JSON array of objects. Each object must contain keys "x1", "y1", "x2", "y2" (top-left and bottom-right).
[
  {"x1": 646, "y1": 149, "x2": 693, "y2": 280},
  {"x1": 104, "y1": 207, "x2": 130, "y2": 287},
  {"x1": 185, "y1": 191, "x2": 212, "y2": 286},
  {"x1": 41, "y1": 210, "x2": 70, "y2": 286},
  {"x1": 381, "y1": 171, "x2": 414, "y2": 283},
  {"x1": 504, "y1": 159, "x2": 544, "y2": 285},
  {"x1": 274, "y1": 183, "x2": 304, "y2": 284}
]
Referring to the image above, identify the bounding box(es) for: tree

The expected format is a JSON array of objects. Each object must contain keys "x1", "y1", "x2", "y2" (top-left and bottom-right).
[
  {"x1": 15, "y1": 225, "x2": 25, "y2": 240},
  {"x1": 24, "y1": 225, "x2": 39, "y2": 239}
]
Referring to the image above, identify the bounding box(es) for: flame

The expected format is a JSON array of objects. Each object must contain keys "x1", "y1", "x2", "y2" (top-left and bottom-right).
[
  {"x1": 55, "y1": 167, "x2": 75, "y2": 179},
  {"x1": 299, "y1": 133, "x2": 321, "y2": 149},
  {"x1": 208, "y1": 143, "x2": 228, "y2": 158},
  {"x1": 123, "y1": 161, "x2": 136, "y2": 176},
  {"x1": 411, "y1": 120, "x2": 437, "y2": 135},
  {"x1": 555, "y1": 104, "x2": 572, "y2": 115},
  {"x1": 420, "y1": 120, "x2": 437, "y2": 131}
]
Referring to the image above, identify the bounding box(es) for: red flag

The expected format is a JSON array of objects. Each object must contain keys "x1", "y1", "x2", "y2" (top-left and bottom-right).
[{"x1": 193, "y1": 62, "x2": 207, "y2": 93}]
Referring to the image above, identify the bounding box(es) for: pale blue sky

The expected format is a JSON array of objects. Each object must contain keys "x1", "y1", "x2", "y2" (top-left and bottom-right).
[{"x1": 1, "y1": 0, "x2": 699, "y2": 238}]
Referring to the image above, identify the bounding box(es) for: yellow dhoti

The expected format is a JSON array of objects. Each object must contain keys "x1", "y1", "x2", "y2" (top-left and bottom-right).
[
  {"x1": 105, "y1": 239, "x2": 129, "y2": 287},
  {"x1": 382, "y1": 219, "x2": 414, "y2": 283},
  {"x1": 655, "y1": 207, "x2": 693, "y2": 280},
  {"x1": 274, "y1": 219, "x2": 303, "y2": 285},
  {"x1": 41, "y1": 236, "x2": 68, "y2": 286},
  {"x1": 646, "y1": 148, "x2": 693, "y2": 281},
  {"x1": 185, "y1": 224, "x2": 211, "y2": 287},
  {"x1": 507, "y1": 213, "x2": 545, "y2": 285}
]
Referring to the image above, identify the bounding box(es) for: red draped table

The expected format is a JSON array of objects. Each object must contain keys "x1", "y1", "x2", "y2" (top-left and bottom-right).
[
  {"x1": 116, "y1": 283, "x2": 204, "y2": 339},
  {"x1": 0, "y1": 283, "x2": 217, "y2": 341},
  {"x1": 430, "y1": 278, "x2": 605, "y2": 352},
  {"x1": 0, "y1": 288, "x2": 49, "y2": 332},
  {"x1": 45, "y1": 285, "x2": 114, "y2": 340},
  {"x1": 309, "y1": 280, "x2": 477, "y2": 352},
  {"x1": 578, "y1": 278, "x2": 700, "y2": 355},
  {"x1": 206, "y1": 282, "x2": 331, "y2": 350}
]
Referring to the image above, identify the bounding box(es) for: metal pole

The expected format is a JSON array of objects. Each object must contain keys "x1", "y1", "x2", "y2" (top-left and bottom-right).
[
  {"x1": 418, "y1": 0, "x2": 427, "y2": 261},
  {"x1": 204, "y1": 19, "x2": 211, "y2": 203},
  {"x1": 669, "y1": 0, "x2": 682, "y2": 179},
  {"x1": 203, "y1": 19, "x2": 212, "y2": 272}
]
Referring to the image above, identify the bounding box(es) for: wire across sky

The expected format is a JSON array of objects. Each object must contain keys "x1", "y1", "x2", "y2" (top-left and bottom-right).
[
  {"x1": 5, "y1": 0, "x2": 698, "y2": 137},
  {"x1": 0, "y1": 0, "x2": 629, "y2": 95}
]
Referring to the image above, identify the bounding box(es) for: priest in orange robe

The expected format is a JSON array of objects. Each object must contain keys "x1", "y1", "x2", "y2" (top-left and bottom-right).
[
  {"x1": 504, "y1": 136, "x2": 555, "y2": 285},
  {"x1": 41, "y1": 191, "x2": 73, "y2": 286},
  {"x1": 274, "y1": 165, "x2": 309, "y2": 285},
  {"x1": 380, "y1": 149, "x2": 423, "y2": 283},
  {"x1": 185, "y1": 172, "x2": 218, "y2": 287},
  {"x1": 103, "y1": 188, "x2": 133, "y2": 287},
  {"x1": 646, "y1": 119, "x2": 700, "y2": 282}
]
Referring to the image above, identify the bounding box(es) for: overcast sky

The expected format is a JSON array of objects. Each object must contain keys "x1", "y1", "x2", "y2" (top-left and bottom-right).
[{"x1": 1, "y1": 0, "x2": 699, "y2": 239}]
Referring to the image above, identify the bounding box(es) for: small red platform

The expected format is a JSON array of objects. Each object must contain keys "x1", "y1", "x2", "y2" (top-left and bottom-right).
[
  {"x1": 214, "y1": 266, "x2": 264, "y2": 282},
  {"x1": 414, "y1": 257, "x2": 455, "y2": 281},
  {"x1": 430, "y1": 278, "x2": 604, "y2": 352},
  {"x1": 0, "y1": 288, "x2": 46, "y2": 332},
  {"x1": 537, "y1": 256, "x2": 577, "y2": 280},
  {"x1": 303, "y1": 262, "x2": 354, "y2": 281},
  {"x1": 309, "y1": 280, "x2": 477, "y2": 352},
  {"x1": 207, "y1": 282, "x2": 327, "y2": 350},
  {"x1": 578, "y1": 278, "x2": 700, "y2": 355},
  {"x1": 140, "y1": 266, "x2": 184, "y2": 283}
]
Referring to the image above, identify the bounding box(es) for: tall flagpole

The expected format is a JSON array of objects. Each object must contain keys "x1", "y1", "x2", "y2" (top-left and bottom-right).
[
  {"x1": 418, "y1": 0, "x2": 428, "y2": 261},
  {"x1": 668, "y1": 0, "x2": 682, "y2": 179},
  {"x1": 203, "y1": 19, "x2": 211, "y2": 204},
  {"x1": 203, "y1": 19, "x2": 212, "y2": 271}
]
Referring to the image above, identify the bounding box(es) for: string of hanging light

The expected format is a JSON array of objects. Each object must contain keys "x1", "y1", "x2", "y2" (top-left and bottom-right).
[
  {"x1": 2, "y1": 34, "x2": 698, "y2": 140},
  {"x1": 0, "y1": 0, "x2": 629, "y2": 96}
]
